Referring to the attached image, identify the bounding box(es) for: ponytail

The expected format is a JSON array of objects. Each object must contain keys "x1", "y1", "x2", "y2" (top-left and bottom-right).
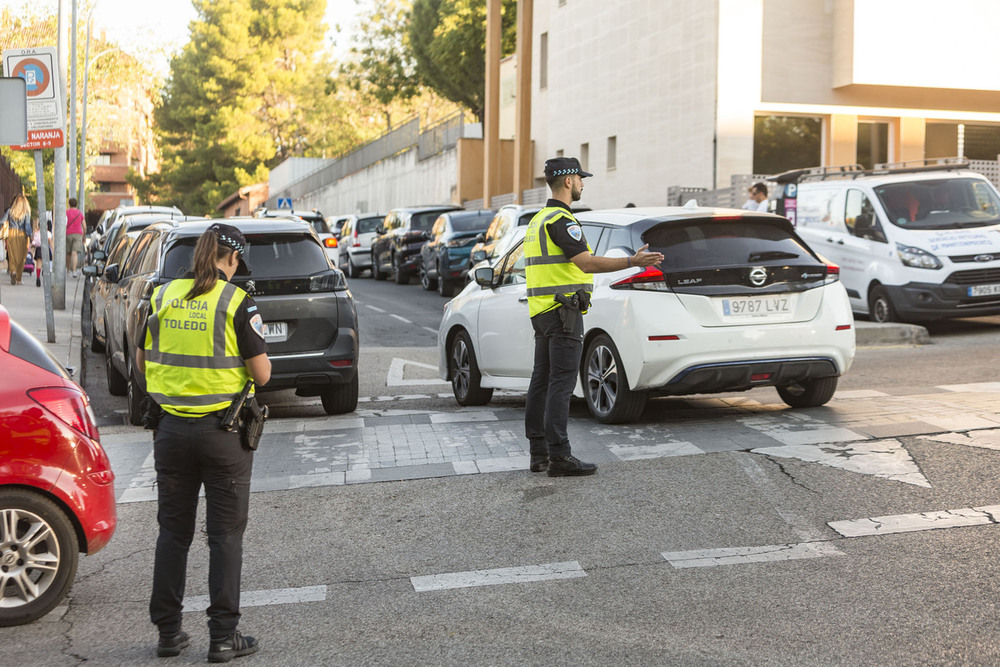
[{"x1": 184, "y1": 230, "x2": 234, "y2": 300}]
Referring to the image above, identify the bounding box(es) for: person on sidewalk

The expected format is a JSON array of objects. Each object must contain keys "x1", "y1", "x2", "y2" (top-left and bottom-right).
[
  {"x1": 523, "y1": 157, "x2": 663, "y2": 477},
  {"x1": 66, "y1": 198, "x2": 85, "y2": 278},
  {"x1": 742, "y1": 182, "x2": 770, "y2": 212},
  {"x1": 1, "y1": 193, "x2": 33, "y2": 285},
  {"x1": 32, "y1": 219, "x2": 54, "y2": 287},
  {"x1": 137, "y1": 223, "x2": 270, "y2": 662}
]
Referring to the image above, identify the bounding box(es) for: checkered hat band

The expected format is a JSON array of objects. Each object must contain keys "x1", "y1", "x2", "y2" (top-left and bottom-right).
[
  {"x1": 553, "y1": 169, "x2": 578, "y2": 175},
  {"x1": 217, "y1": 233, "x2": 244, "y2": 255}
]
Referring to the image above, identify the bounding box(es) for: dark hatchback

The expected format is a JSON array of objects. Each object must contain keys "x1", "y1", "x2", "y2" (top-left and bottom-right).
[
  {"x1": 419, "y1": 209, "x2": 495, "y2": 297},
  {"x1": 370, "y1": 205, "x2": 461, "y2": 284},
  {"x1": 106, "y1": 218, "x2": 359, "y2": 423}
]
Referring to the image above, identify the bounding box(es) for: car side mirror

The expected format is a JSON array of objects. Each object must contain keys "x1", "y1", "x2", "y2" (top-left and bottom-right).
[
  {"x1": 422, "y1": 230, "x2": 431, "y2": 240},
  {"x1": 474, "y1": 266, "x2": 494, "y2": 287},
  {"x1": 471, "y1": 249, "x2": 487, "y2": 262},
  {"x1": 82, "y1": 265, "x2": 99, "y2": 277},
  {"x1": 375, "y1": 225, "x2": 384, "y2": 235},
  {"x1": 475, "y1": 233, "x2": 485, "y2": 242},
  {"x1": 92, "y1": 249, "x2": 107, "y2": 261},
  {"x1": 104, "y1": 263, "x2": 120, "y2": 283}
]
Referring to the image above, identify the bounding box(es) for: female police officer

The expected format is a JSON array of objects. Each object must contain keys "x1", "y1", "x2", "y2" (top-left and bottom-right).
[{"x1": 136, "y1": 222, "x2": 270, "y2": 662}]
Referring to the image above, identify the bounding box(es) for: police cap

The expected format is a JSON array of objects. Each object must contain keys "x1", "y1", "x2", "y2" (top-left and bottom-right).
[
  {"x1": 208, "y1": 222, "x2": 251, "y2": 275},
  {"x1": 544, "y1": 156, "x2": 593, "y2": 179}
]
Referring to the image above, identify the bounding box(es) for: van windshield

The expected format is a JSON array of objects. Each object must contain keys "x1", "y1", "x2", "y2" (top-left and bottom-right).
[{"x1": 874, "y1": 178, "x2": 1000, "y2": 230}]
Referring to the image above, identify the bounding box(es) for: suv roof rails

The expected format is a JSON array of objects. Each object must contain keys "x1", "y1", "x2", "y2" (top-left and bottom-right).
[{"x1": 774, "y1": 157, "x2": 971, "y2": 184}]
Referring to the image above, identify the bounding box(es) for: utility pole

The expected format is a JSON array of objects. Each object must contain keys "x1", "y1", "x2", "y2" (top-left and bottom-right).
[
  {"x1": 69, "y1": 0, "x2": 77, "y2": 214},
  {"x1": 53, "y1": 0, "x2": 68, "y2": 309},
  {"x1": 483, "y1": 0, "x2": 501, "y2": 206}
]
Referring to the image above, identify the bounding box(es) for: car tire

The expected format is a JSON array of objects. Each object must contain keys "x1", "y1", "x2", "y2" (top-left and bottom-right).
[
  {"x1": 90, "y1": 324, "x2": 104, "y2": 353},
  {"x1": 321, "y1": 371, "x2": 359, "y2": 415},
  {"x1": 126, "y1": 357, "x2": 146, "y2": 427},
  {"x1": 583, "y1": 333, "x2": 648, "y2": 424},
  {"x1": 372, "y1": 251, "x2": 386, "y2": 281},
  {"x1": 346, "y1": 258, "x2": 358, "y2": 279},
  {"x1": 420, "y1": 265, "x2": 437, "y2": 291},
  {"x1": 449, "y1": 330, "x2": 493, "y2": 406},
  {"x1": 438, "y1": 261, "x2": 455, "y2": 297},
  {"x1": 106, "y1": 337, "x2": 127, "y2": 396},
  {"x1": 393, "y1": 255, "x2": 410, "y2": 285},
  {"x1": 0, "y1": 489, "x2": 80, "y2": 627},
  {"x1": 869, "y1": 285, "x2": 896, "y2": 323},
  {"x1": 777, "y1": 376, "x2": 839, "y2": 408}
]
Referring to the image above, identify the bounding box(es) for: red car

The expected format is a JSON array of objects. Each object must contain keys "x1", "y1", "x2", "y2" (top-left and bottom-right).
[{"x1": 0, "y1": 305, "x2": 116, "y2": 626}]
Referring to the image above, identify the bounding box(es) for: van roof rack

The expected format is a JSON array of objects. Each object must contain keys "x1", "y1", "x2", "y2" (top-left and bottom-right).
[{"x1": 774, "y1": 157, "x2": 971, "y2": 184}]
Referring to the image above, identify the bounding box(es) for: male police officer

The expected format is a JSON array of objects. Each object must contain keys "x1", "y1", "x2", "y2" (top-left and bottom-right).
[{"x1": 524, "y1": 157, "x2": 663, "y2": 476}]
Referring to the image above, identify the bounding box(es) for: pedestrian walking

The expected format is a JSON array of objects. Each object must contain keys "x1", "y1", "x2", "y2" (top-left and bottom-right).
[
  {"x1": 524, "y1": 157, "x2": 663, "y2": 476},
  {"x1": 136, "y1": 222, "x2": 270, "y2": 662},
  {"x1": 66, "y1": 198, "x2": 85, "y2": 277},
  {"x1": 1, "y1": 193, "x2": 33, "y2": 285},
  {"x1": 31, "y1": 219, "x2": 54, "y2": 287}
]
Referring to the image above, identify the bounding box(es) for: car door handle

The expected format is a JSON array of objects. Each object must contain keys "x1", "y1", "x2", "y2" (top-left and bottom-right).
[
  {"x1": 826, "y1": 237, "x2": 844, "y2": 245},
  {"x1": 518, "y1": 296, "x2": 528, "y2": 303}
]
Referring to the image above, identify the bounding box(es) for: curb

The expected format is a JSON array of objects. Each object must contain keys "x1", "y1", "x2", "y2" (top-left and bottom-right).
[{"x1": 854, "y1": 321, "x2": 930, "y2": 346}]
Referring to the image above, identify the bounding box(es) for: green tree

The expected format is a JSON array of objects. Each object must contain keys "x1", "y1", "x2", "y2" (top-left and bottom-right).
[
  {"x1": 408, "y1": 0, "x2": 517, "y2": 122},
  {"x1": 340, "y1": 0, "x2": 420, "y2": 130}
]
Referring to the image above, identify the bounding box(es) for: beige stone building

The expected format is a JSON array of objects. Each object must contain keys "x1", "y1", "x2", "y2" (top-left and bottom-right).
[{"x1": 529, "y1": 0, "x2": 1000, "y2": 208}]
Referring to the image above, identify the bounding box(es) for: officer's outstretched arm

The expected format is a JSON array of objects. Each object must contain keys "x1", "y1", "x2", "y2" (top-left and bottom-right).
[
  {"x1": 569, "y1": 244, "x2": 664, "y2": 274},
  {"x1": 246, "y1": 353, "x2": 271, "y2": 386}
]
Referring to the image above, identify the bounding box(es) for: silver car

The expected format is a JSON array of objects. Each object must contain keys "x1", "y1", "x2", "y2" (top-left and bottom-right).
[{"x1": 335, "y1": 213, "x2": 384, "y2": 278}]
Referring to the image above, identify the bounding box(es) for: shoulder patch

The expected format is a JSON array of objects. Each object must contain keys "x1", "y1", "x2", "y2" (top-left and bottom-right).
[
  {"x1": 567, "y1": 223, "x2": 583, "y2": 242},
  {"x1": 250, "y1": 313, "x2": 265, "y2": 339}
]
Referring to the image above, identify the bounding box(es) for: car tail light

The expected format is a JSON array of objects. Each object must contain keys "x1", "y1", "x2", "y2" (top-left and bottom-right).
[
  {"x1": 352, "y1": 228, "x2": 361, "y2": 248},
  {"x1": 824, "y1": 263, "x2": 840, "y2": 284},
  {"x1": 329, "y1": 359, "x2": 353, "y2": 368},
  {"x1": 324, "y1": 237, "x2": 338, "y2": 248},
  {"x1": 611, "y1": 265, "x2": 670, "y2": 291},
  {"x1": 28, "y1": 386, "x2": 101, "y2": 441},
  {"x1": 309, "y1": 272, "x2": 348, "y2": 292}
]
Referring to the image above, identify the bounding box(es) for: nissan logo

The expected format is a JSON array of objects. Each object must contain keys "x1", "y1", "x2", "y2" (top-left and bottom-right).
[
  {"x1": 975, "y1": 254, "x2": 994, "y2": 262},
  {"x1": 749, "y1": 266, "x2": 768, "y2": 286}
]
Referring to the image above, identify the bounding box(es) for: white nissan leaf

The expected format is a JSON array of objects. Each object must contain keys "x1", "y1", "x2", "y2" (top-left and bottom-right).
[{"x1": 438, "y1": 205, "x2": 856, "y2": 424}]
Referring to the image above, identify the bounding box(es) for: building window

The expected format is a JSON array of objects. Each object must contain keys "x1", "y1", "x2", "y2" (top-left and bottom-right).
[
  {"x1": 753, "y1": 115, "x2": 822, "y2": 175},
  {"x1": 607, "y1": 136, "x2": 617, "y2": 171},
  {"x1": 857, "y1": 121, "x2": 889, "y2": 169},
  {"x1": 539, "y1": 32, "x2": 548, "y2": 90},
  {"x1": 93, "y1": 153, "x2": 112, "y2": 166},
  {"x1": 926, "y1": 122, "x2": 1000, "y2": 160},
  {"x1": 580, "y1": 143, "x2": 589, "y2": 170}
]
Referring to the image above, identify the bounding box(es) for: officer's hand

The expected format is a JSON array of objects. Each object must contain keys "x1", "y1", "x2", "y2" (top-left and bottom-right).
[{"x1": 632, "y1": 244, "x2": 664, "y2": 267}]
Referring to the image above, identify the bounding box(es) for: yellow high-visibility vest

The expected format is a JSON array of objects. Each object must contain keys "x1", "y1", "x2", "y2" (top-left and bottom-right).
[
  {"x1": 144, "y1": 278, "x2": 251, "y2": 417},
  {"x1": 523, "y1": 207, "x2": 593, "y2": 317}
]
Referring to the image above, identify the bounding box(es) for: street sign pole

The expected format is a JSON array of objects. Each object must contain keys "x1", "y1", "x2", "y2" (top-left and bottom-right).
[
  {"x1": 35, "y1": 150, "x2": 55, "y2": 342},
  {"x1": 52, "y1": 0, "x2": 68, "y2": 310}
]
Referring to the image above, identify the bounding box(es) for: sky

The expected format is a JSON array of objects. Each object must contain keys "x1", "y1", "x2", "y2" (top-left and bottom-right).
[{"x1": 1, "y1": 0, "x2": 369, "y2": 75}]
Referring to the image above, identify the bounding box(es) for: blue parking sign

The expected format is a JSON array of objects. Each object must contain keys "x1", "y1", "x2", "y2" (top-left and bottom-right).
[{"x1": 277, "y1": 197, "x2": 292, "y2": 209}]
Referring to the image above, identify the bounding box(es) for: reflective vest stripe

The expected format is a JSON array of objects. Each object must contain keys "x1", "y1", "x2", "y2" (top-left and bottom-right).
[
  {"x1": 526, "y1": 283, "x2": 593, "y2": 297},
  {"x1": 535, "y1": 210, "x2": 567, "y2": 258},
  {"x1": 144, "y1": 350, "x2": 246, "y2": 369},
  {"x1": 214, "y1": 283, "x2": 239, "y2": 357},
  {"x1": 524, "y1": 255, "x2": 568, "y2": 266},
  {"x1": 146, "y1": 391, "x2": 237, "y2": 408}
]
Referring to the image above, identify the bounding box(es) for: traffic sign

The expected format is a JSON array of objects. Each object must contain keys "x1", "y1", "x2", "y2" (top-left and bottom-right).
[
  {"x1": 278, "y1": 197, "x2": 292, "y2": 209},
  {"x1": 2, "y1": 47, "x2": 64, "y2": 150}
]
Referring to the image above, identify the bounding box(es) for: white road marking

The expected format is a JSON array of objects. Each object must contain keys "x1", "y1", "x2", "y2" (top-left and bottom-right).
[
  {"x1": 921, "y1": 429, "x2": 1000, "y2": 450},
  {"x1": 834, "y1": 389, "x2": 890, "y2": 398},
  {"x1": 390, "y1": 314, "x2": 412, "y2": 324},
  {"x1": 183, "y1": 586, "x2": 327, "y2": 612},
  {"x1": 386, "y1": 357, "x2": 450, "y2": 386},
  {"x1": 662, "y1": 542, "x2": 843, "y2": 569},
  {"x1": 752, "y1": 438, "x2": 930, "y2": 488},
  {"x1": 423, "y1": 326, "x2": 438, "y2": 335},
  {"x1": 366, "y1": 305, "x2": 386, "y2": 313},
  {"x1": 610, "y1": 441, "x2": 702, "y2": 460},
  {"x1": 411, "y1": 561, "x2": 586, "y2": 592},
  {"x1": 741, "y1": 413, "x2": 865, "y2": 446},
  {"x1": 430, "y1": 411, "x2": 498, "y2": 424},
  {"x1": 828, "y1": 505, "x2": 1000, "y2": 538},
  {"x1": 938, "y1": 382, "x2": 1000, "y2": 393}
]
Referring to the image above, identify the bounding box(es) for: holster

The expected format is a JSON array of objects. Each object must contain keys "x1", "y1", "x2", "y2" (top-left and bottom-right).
[
  {"x1": 238, "y1": 396, "x2": 268, "y2": 451},
  {"x1": 141, "y1": 394, "x2": 164, "y2": 431},
  {"x1": 554, "y1": 290, "x2": 590, "y2": 334}
]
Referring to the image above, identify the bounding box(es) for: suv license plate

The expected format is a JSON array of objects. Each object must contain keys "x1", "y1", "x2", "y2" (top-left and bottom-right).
[
  {"x1": 968, "y1": 284, "x2": 1000, "y2": 297},
  {"x1": 263, "y1": 321, "x2": 288, "y2": 343},
  {"x1": 721, "y1": 295, "x2": 792, "y2": 318}
]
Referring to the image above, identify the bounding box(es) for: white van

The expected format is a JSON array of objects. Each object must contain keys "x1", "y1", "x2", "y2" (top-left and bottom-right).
[{"x1": 775, "y1": 160, "x2": 1000, "y2": 323}]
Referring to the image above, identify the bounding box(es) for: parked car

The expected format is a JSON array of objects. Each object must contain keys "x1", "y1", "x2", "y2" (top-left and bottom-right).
[
  {"x1": 105, "y1": 217, "x2": 358, "y2": 422},
  {"x1": 467, "y1": 204, "x2": 593, "y2": 277},
  {"x1": 83, "y1": 229, "x2": 142, "y2": 353},
  {"x1": 419, "y1": 209, "x2": 495, "y2": 297},
  {"x1": 94, "y1": 210, "x2": 188, "y2": 268},
  {"x1": 334, "y1": 213, "x2": 384, "y2": 278},
  {"x1": 0, "y1": 305, "x2": 116, "y2": 626},
  {"x1": 370, "y1": 205, "x2": 461, "y2": 284},
  {"x1": 776, "y1": 159, "x2": 1000, "y2": 323},
  {"x1": 89, "y1": 204, "x2": 182, "y2": 263},
  {"x1": 438, "y1": 206, "x2": 856, "y2": 423},
  {"x1": 253, "y1": 208, "x2": 338, "y2": 261}
]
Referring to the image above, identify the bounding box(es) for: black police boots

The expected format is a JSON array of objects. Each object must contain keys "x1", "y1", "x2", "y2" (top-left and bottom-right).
[
  {"x1": 530, "y1": 455, "x2": 549, "y2": 472},
  {"x1": 156, "y1": 631, "x2": 190, "y2": 657},
  {"x1": 547, "y1": 455, "x2": 597, "y2": 477},
  {"x1": 208, "y1": 631, "x2": 259, "y2": 663}
]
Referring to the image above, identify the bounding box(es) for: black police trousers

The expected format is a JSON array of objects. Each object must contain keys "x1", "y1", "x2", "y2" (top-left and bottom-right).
[
  {"x1": 149, "y1": 412, "x2": 253, "y2": 640},
  {"x1": 525, "y1": 307, "x2": 584, "y2": 459}
]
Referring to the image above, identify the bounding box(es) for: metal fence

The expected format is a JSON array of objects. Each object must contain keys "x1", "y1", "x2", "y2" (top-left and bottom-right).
[
  {"x1": 417, "y1": 112, "x2": 465, "y2": 162},
  {"x1": 463, "y1": 187, "x2": 547, "y2": 210},
  {"x1": 668, "y1": 174, "x2": 774, "y2": 208},
  {"x1": 0, "y1": 152, "x2": 22, "y2": 212}
]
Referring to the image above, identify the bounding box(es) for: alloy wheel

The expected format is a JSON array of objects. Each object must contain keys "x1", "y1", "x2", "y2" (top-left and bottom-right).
[{"x1": 586, "y1": 343, "x2": 618, "y2": 416}]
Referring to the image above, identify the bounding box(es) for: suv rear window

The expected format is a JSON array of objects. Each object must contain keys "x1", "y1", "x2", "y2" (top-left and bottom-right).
[
  {"x1": 357, "y1": 216, "x2": 382, "y2": 233},
  {"x1": 411, "y1": 211, "x2": 441, "y2": 231},
  {"x1": 163, "y1": 234, "x2": 331, "y2": 278},
  {"x1": 644, "y1": 220, "x2": 817, "y2": 270}
]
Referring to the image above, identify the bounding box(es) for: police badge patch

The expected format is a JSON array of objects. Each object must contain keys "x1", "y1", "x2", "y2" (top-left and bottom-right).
[
  {"x1": 250, "y1": 313, "x2": 265, "y2": 339},
  {"x1": 567, "y1": 223, "x2": 583, "y2": 241}
]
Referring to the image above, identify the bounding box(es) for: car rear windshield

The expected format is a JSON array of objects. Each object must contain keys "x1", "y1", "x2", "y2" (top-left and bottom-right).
[
  {"x1": 163, "y1": 233, "x2": 330, "y2": 278},
  {"x1": 411, "y1": 211, "x2": 442, "y2": 231},
  {"x1": 643, "y1": 220, "x2": 816, "y2": 270},
  {"x1": 874, "y1": 177, "x2": 1000, "y2": 230},
  {"x1": 357, "y1": 216, "x2": 382, "y2": 233},
  {"x1": 8, "y1": 319, "x2": 70, "y2": 379},
  {"x1": 451, "y1": 212, "x2": 494, "y2": 232}
]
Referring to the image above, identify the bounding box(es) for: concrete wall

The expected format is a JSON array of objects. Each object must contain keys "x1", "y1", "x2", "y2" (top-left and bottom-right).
[{"x1": 286, "y1": 148, "x2": 458, "y2": 216}]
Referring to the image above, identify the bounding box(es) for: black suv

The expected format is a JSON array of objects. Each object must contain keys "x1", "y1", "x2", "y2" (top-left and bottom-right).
[
  {"x1": 103, "y1": 217, "x2": 359, "y2": 424},
  {"x1": 370, "y1": 205, "x2": 461, "y2": 284}
]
